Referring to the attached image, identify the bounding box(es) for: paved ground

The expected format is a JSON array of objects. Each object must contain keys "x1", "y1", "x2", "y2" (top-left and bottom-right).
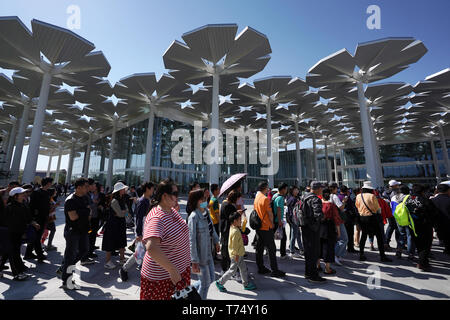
[{"x1": 1, "y1": 197, "x2": 449, "y2": 300}]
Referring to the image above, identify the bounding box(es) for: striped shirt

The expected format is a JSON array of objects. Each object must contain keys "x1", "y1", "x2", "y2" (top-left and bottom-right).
[{"x1": 141, "y1": 206, "x2": 191, "y2": 281}]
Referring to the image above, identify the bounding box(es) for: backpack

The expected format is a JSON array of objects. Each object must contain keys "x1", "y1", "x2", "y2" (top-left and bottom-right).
[
  {"x1": 270, "y1": 194, "x2": 281, "y2": 224},
  {"x1": 249, "y1": 209, "x2": 262, "y2": 230},
  {"x1": 394, "y1": 195, "x2": 417, "y2": 236},
  {"x1": 296, "y1": 195, "x2": 315, "y2": 227}
]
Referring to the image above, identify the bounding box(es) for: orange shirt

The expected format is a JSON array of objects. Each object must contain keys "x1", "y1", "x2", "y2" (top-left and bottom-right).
[
  {"x1": 253, "y1": 191, "x2": 273, "y2": 231},
  {"x1": 355, "y1": 193, "x2": 380, "y2": 217}
]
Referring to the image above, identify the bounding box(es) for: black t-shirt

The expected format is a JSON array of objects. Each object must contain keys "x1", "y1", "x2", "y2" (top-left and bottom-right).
[
  {"x1": 64, "y1": 193, "x2": 91, "y2": 234},
  {"x1": 30, "y1": 188, "x2": 51, "y2": 225}
]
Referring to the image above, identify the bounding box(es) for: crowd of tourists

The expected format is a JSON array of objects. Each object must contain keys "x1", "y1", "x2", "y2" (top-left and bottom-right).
[{"x1": 0, "y1": 175, "x2": 449, "y2": 299}]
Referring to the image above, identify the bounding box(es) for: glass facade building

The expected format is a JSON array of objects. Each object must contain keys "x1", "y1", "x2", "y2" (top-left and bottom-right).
[
  {"x1": 71, "y1": 114, "x2": 449, "y2": 192},
  {"x1": 340, "y1": 140, "x2": 450, "y2": 187}
]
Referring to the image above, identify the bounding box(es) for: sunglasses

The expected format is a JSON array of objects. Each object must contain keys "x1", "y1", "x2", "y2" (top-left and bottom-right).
[{"x1": 166, "y1": 190, "x2": 179, "y2": 198}]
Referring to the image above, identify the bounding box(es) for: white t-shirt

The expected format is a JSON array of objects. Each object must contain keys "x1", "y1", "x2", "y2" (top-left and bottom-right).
[{"x1": 331, "y1": 194, "x2": 343, "y2": 208}]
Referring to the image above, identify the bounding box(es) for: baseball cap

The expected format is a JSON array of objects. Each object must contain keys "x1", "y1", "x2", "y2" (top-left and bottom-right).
[
  {"x1": 310, "y1": 181, "x2": 323, "y2": 189},
  {"x1": 9, "y1": 187, "x2": 28, "y2": 197}
]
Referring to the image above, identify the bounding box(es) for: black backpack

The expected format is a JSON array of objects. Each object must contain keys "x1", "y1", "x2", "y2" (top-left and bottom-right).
[
  {"x1": 249, "y1": 209, "x2": 262, "y2": 230},
  {"x1": 297, "y1": 194, "x2": 315, "y2": 227}
]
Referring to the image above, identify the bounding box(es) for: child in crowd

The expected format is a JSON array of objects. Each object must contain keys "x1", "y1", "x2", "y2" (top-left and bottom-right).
[{"x1": 215, "y1": 212, "x2": 256, "y2": 292}]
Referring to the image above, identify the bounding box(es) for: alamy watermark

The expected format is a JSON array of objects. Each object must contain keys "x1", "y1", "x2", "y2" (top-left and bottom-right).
[
  {"x1": 67, "y1": 5, "x2": 81, "y2": 30},
  {"x1": 367, "y1": 5, "x2": 381, "y2": 30},
  {"x1": 171, "y1": 121, "x2": 280, "y2": 176},
  {"x1": 366, "y1": 265, "x2": 381, "y2": 290}
]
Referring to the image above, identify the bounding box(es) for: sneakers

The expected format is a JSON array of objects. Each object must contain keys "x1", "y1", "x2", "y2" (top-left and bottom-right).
[
  {"x1": 308, "y1": 276, "x2": 327, "y2": 283},
  {"x1": 395, "y1": 250, "x2": 402, "y2": 258},
  {"x1": 119, "y1": 267, "x2": 128, "y2": 281},
  {"x1": 280, "y1": 254, "x2": 292, "y2": 260},
  {"x1": 1, "y1": 265, "x2": 9, "y2": 271},
  {"x1": 291, "y1": 253, "x2": 302, "y2": 259},
  {"x1": 215, "y1": 280, "x2": 227, "y2": 292},
  {"x1": 257, "y1": 267, "x2": 271, "y2": 274},
  {"x1": 13, "y1": 273, "x2": 29, "y2": 281},
  {"x1": 244, "y1": 282, "x2": 257, "y2": 290},
  {"x1": 334, "y1": 256, "x2": 343, "y2": 266},
  {"x1": 80, "y1": 258, "x2": 95, "y2": 266},
  {"x1": 270, "y1": 270, "x2": 286, "y2": 278},
  {"x1": 104, "y1": 261, "x2": 116, "y2": 269},
  {"x1": 384, "y1": 244, "x2": 392, "y2": 252},
  {"x1": 62, "y1": 280, "x2": 81, "y2": 290}
]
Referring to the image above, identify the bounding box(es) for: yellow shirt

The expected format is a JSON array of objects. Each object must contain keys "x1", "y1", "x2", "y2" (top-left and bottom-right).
[
  {"x1": 356, "y1": 193, "x2": 380, "y2": 216},
  {"x1": 228, "y1": 225, "x2": 245, "y2": 258},
  {"x1": 208, "y1": 197, "x2": 220, "y2": 225}
]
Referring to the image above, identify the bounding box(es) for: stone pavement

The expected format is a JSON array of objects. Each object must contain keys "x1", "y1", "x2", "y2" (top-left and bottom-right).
[{"x1": 1, "y1": 197, "x2": 449, "y2": 300}]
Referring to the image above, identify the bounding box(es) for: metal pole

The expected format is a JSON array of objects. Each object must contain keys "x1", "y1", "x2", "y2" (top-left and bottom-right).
[
  {"x1": 356, "y1": 81, "x2": 380, "y2": 188},
  {"x1": 437, "y1": 124, "x2": 449, "y2": 177},
  {"x1": 430, "y1": 139, "x2": 441, "y2": 183},
  {"x1": 210, "y1": 73, "x2": 220, "y2": 185},
  {"x1": 107, "y1": 119, "x2": 118, "y2": 188},
  {"x1": 23, "y1": 71, "x2": 53, "y2": 183},
  {"x1": 266, "y1": 101, "x2": 274, "y2": 188},
  {"x1": 3, "y1": 119, "x2": 18, "y2": 172},
  {"x1": 144, "y1": 107, "x2": 155, "y2": 182},
  {"x1": 294, "y1": 120, "x2": 302, "y2": 186},
  {"x1": 333, "y1": 143, "x2": 339, "y2": 183},
  {"x1": 83, "y1": 132, "x2": 93, "y2": 178},
  {"x1": 46, "y1": 155, "x2": 52, "y2": 176},
  {"x1": 312, "y1": 132, "x2": 318, "y2": 180},
  {"x1": 55, "y1": 147, "x2": 62, "y2": 184},
  {"x1": 66, "y1": 141, "x2": 75, "y2": 185},
  {"x1": 324, "y1": 138, "x2": 332, "y2": 183},
  {"x1": 10, "y1": 103, "x2": 31, "y2": 180}
]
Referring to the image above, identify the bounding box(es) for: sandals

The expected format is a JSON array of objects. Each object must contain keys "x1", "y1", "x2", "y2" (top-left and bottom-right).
[{"x1": 323, "y1": 268, "x2": 337, "y2": 275}]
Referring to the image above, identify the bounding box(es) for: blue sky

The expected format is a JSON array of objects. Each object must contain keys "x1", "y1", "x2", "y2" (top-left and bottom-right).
[{"x1": 3, "y1": 0, "x2": 450, "y2": 171}]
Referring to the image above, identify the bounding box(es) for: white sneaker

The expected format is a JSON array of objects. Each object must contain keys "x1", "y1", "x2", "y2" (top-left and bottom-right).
[
  {"x1": 291, "y1": 253, "x2": 302, "y2": 259},
  {"x1": 334, "y1": 256, "x2": 343, "y2": 266},
  {"x1": 104, "y1": 261, "x2": 116, "y2": 269}
]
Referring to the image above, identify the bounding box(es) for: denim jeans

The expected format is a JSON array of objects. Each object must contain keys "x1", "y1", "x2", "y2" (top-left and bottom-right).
[
  {"x1": 193, "y1": 259, "x2": 216, "y2": 300},
  {"x1": 397, "y1": 225, "x2": 416, "y2": 255},
  {"x1": 385, "y1": 217, "x2": 399, "y2": 245},
  {"x1": 334, "y1": 223, "x2": 348, "y2": 257},
  {"x1": 289, "y1": 222, "x2": 303, "y2": 252}
]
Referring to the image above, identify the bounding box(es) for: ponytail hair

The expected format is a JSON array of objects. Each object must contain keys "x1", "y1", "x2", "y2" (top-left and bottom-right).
[{"x1": 149, "y1": 178, "x2": 176, "y2": 211}]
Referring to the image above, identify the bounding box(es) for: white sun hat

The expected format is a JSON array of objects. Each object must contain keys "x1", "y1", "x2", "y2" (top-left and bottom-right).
[
  {"x1": 9, "y1": 187, "x2": 28, "y2": 197},
  {"x1": 388, "y1": 180, "x2": 401, "y2": 187},
  {"x1": 112, "y1": 182, "x2": 128, "y2": 194},
  {"x1": 362, "y1": 181, "x2": 375, "y2": 190}
]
